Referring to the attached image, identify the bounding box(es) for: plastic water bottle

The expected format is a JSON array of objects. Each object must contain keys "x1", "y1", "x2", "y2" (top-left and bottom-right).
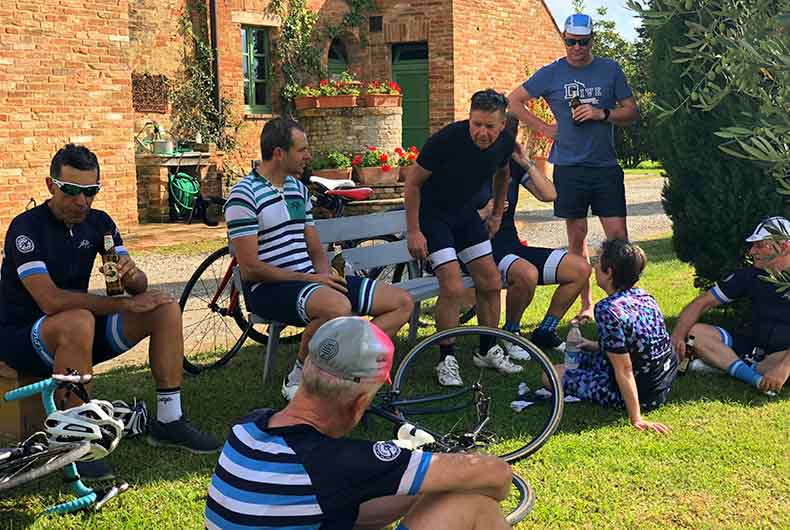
[{"x1": 565, "y1": 320, "x2": 583, "y2": 369}]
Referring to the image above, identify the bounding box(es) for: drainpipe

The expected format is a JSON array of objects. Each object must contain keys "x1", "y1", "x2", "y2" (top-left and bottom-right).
[{"x1": 209, "y1": 0, "x2": 221, "y2": 115}]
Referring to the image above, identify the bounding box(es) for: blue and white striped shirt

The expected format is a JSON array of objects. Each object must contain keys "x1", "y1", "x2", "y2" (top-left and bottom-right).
[{"x1": 205, "y1": 409, "x2": 432, "y2": 529}]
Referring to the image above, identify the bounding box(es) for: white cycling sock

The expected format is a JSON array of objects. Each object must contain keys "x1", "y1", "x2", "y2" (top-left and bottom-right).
[{"x1": 156, "y1": 388, "x2": 182, "y2": 424}]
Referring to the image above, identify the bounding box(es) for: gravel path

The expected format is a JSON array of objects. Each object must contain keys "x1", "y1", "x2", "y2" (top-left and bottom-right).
[{"x1": 96, "y1": 173, "x2": 670, "y2": 371}]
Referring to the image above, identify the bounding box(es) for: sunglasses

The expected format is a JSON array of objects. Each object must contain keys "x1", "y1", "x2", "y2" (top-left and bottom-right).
[
  {"x1": 51, "y1": 177, "x2": 101, "y2": 197},
  {"x1": 564, "y1": 37, "x2": 591, "y2": 47}
]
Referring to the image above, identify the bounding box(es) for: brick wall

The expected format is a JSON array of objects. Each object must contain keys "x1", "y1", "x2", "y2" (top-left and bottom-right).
[
  {"x1": 451, "y1": 0, "x2": 562, "y2": 120},
  {"x1": 0, "y1": 1, "x2": 138, "y2": 235}
]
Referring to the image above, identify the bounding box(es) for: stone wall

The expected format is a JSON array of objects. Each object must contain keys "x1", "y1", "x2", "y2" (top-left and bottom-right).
[
  {"x1": 0, "y1": 0, "x2": 138, "y2": 234},
  {"x1": 296, "y1": 106, "x2": 403, "y2": 155}
]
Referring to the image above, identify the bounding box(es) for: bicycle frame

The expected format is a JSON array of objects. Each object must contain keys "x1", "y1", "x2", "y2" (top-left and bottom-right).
[
  {"x1": 209, "y1": 254, "x2": 240, "y2": 317},
  {"x1": 3, "y1": 374, "x2": 125, "y2": 514}
]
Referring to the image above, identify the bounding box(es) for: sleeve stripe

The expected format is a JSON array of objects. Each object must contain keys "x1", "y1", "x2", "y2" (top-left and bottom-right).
[
  {"x1": 710, "y1": 285, "x2": 731, "y2": 304},
  {"x1": 115, "y1": 246, "x2": 129, "y2": 256},
  {"x1": 519, "y1": 169, "x2": 531, "y2": 186},
  {"x1": 396, "y1": 450, "x2": 433, "y2": 496},
  {"x1": 17, "y1": 261, "x2": 48, "y2": 279}
]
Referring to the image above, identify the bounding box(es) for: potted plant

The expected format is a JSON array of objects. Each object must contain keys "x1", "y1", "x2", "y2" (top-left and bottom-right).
[
  {"x1": 294, "y1": 85, "x2": 319, "y2": 110},
  {"x1": 316, "y1": 71, "x2": 360, "y2": 108},
  {"x1": 523, "y1": 98, "x2": 555, "y2": 175},
  {"x1": 393, "y1": 145, "x2": 419, "y2": 181},
  {"x1": 351, "y1": 146, "x2": 397, "y2": 184},
  {"x1": 310, "y1": 150, "x2": 353, "y2": 180},
  {"x1": 362, "y1": 80, "x2": 402, "y2": 107}
]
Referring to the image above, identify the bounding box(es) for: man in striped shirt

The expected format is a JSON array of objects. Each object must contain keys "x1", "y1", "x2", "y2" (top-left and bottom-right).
[
  {"x1": 225, "y1": 118, "x2": 413, "y2": 401},
  {"x1": 206, "y1": 316, "x2": 513, "y2": 529}
]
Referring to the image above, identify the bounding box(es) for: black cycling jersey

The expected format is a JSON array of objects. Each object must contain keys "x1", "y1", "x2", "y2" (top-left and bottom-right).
[
  {"x1": 417, "y1": 120, "x2": 514, "y2": 214},
  {"x1": 0, "y1": 202, "x2": 124, "y2": 327},
  {"x1": 711, "y1": 267, "x2": 790, "y2": 351},
  {"x1": 472, "y1": 158, "x2": 528, "y2": 240}
]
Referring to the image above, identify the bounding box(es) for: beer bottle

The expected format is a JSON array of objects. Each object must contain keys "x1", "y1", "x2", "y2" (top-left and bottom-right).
[
  {"x1": 569, "y1": 96, "x2": 583, "y2": 126},
  {"x1": 677, "y1": 334, "x2": 696, "y2": 374},
  {"x1": 330, "y1": 250, "x2": 346, "y2": 277},
  {"x1": 102, "y1": 233, "x2": 124, "y2": 296}
]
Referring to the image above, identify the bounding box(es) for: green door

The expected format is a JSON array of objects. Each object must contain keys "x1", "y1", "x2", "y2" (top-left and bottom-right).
[
  {"x1": 328, "y1": 38, "x2": 349, "y2": 78},
  {"x1": 392, "y1": 43, "x2": 429, "y2": 149}
]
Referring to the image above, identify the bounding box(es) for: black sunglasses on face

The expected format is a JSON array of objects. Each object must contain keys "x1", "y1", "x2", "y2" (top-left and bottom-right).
[
  {"x1": 564, "y1": 37, "x2": 591, "y2": 47},
  {"x1": 51, "y1": 177, "x2": 101, "y2": 197}
]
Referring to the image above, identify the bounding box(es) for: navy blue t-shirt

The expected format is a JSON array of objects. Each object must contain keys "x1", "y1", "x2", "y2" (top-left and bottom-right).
[
  {"x1": 710, "y1": 267, "x2": 790, "y2": 350},
  {"x1": 0, "y1": 202, "x2": 125, "y2": 327},
  {"x1": 524, "y1": 57, "x2": 632, "y2": 167},
  {"x1": 205, "y1": 408, "x2": 433, "y2": 529},
  {"x1": 417, "y1": 120, "x2": 515, "y2": 214}
]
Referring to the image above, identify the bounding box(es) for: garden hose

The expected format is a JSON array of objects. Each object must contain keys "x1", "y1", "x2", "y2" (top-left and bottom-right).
[{"x1": 169, "y1": 172, "x2": 200, "y2": 216}]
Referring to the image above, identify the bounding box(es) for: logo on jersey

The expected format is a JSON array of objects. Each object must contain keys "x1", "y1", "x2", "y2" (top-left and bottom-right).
[
  {"x1": 15, "y1": 235, "x2": 34, "y2": 254},
  {"x1": 78, "y1": 239, "x2": 91, "y2": 249},
  {"x1": 373, "y1": 441, "x2": 401, "y2": 462},
  {"x1": 721, "y1": 273, "x2": 734, "y2": 283}
]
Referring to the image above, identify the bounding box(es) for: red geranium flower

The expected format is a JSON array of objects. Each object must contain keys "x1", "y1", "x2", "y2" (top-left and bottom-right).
[
  {"x1": 409, "y1": 145, "x2": 418, "y2": 153},
  {"x1": 381, "y1": 163, "x2": 392, "y2": 172},
  {"x1": 379, "y1": 153, "x2": 388, "y2": 163},
  {"x1": 352, "y1": 154, "x2": 363, "y2": 166},
  {"x1": 394, "y1": 147, "x2": 404, "y2": 156},
  {"x1": 368, "y1": 145, "x2": 378, "y2": 152},
  {"x1": 319, "y1": 79, "x2": 328, "y2": 87}
]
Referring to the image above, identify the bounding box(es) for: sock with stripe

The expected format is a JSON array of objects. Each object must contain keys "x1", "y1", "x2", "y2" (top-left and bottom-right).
[
  {"x1": 156, "y1": 387, "x2": 183, "y2": 424},
  {"x1": 504, "y1": 321, "x2": 521, "y2": 334},
  {"x1": 537, "y1": 315, "x2": 560, "y2": 333},
  {"x1": 726, "y1": 360, "x2": 762, "y2": 388}
]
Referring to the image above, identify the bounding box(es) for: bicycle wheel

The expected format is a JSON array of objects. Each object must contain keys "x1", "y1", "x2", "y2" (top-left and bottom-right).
[
  {"x1": 0, "y1": 441, "x2": 91, "y2": 493},
  {"x1": 505, "y1": 471, "x2": 536, "y2": 526},
  {"x1": 389, "y1": 326, "x2": 563, "y2": 463}
]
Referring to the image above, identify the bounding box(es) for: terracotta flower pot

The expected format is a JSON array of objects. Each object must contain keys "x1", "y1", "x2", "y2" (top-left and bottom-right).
[
  {"x1": 354, "y1": 166, "x2": 398, "y2": 185},
  {"x1": 294, "y1": 96, "x2": 317, "y2": 110},
  {"x1": 316, "y1": 95, "x2": 358, "y2": 108},
  {"x1": 312, "y1": 167, "x2": 353, "y2": 180},
  {"x1": 361, "y1": 94, "x2": 402, "y2": 107}
]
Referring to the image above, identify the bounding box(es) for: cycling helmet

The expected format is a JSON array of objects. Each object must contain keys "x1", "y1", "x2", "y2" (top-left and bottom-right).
[
  {"x1": 111, "y1": 399, "x2": 149, "y2": 439},
  {"x1": 45, "y1": 400, "x2": 124, "y2": 461}
]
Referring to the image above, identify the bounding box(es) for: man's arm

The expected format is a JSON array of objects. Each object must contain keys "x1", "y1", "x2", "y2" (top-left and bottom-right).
[
  {"x1": 670, "y1": 291, "x2": 721, "y2": 358},
  {"x1": 419, "y1": 452, "x2": 512, "y2": 501},
  {"x1": 573, "y1": 96, "x2": 640, "y2": 127},
  {"x1": 304, "y1": 225, "x2": 330, "y2": 275},
  {"x1": 21, "y1": 274, "x2": 171, "y2": 316},
  {"x1": 512, "y1": 143, "x2": 556, "y2": 202},
  {"x1": 486, "y1": 165, "x2": 509, "y2": 237},
  {"x1": 115, "y1": 253, "x2": 147, "y2": 295},
  {"x1": 402, "y1": 163, "x2": 432, "y2": 260},
  {"x1": 507, "y1": 85, "x2": 557, "y2": 138},
  {"x1": 608, "y1": 352, "x2": 670, "y2": 434}
]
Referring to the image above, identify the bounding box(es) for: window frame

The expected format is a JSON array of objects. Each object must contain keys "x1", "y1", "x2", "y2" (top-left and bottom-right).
[{"x1": 241, "y1": 25, "x2": 273, "y2": 114}]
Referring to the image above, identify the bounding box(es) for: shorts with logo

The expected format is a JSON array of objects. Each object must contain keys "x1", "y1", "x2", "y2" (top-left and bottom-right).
[
  {"x1": 553, "y1": 165, "x2": 626, "y2": 219},
  {"x1": 244, "y1": 275, "x2": 378, "y2": 326},
  {"x1": 0, "y1": 313, "x2": 138, "y2": 378},
  {"x1": 492, "y1": 237, "x2": 567, "y2": 286},
  {"x1": 419, "y1": 207, "x2": 492, "y2": 270}
]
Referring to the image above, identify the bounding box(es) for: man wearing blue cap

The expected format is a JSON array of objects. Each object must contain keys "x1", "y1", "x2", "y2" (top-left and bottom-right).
[
  {"x1": 509, "y1": 12, "x2": 640, "y2": 325},
  {"x1": 670, "y1": 216, "x2": 790, "y2": 394},
  {"x1": 205, "y1": 316, "x2": 514, "y2": 529}
]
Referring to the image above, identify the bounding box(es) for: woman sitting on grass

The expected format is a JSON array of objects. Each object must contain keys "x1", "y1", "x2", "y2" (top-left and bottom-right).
[{"x1": 546, "y1": 239, "x2": 677, "y2": 434}]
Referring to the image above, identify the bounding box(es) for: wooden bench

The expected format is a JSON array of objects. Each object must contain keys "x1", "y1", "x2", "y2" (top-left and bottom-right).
[
  {"x1": 236, "y1": 209, "x2": 474, "y2": 383},
  {"x1": 0, "y1": 362, "x2": 45, "y2": 442}
]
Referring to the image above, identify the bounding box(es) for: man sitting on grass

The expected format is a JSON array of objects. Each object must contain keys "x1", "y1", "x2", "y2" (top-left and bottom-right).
[
  {"x1": 544, "y1": 240, "x2": 676, "y2": 434},
  {"x1": 205, "y1": 316, "x2": 514, "y2": 530},
  {"x1": 671, "y1": 216, "x2": 790, "y2": 394}
]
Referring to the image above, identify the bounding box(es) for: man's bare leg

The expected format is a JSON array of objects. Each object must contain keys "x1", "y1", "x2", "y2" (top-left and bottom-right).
[{"x1": 565, "y1": 218, "x2": 593, "y2": 321}]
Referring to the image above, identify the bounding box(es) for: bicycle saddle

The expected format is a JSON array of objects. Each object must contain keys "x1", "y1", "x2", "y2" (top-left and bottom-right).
[
  {"x1": 326, "y1": 187, "x2": 373, "y2": 201},
  {"x1": 309, "y1": 175, "x2": 356, "y2": 190}
]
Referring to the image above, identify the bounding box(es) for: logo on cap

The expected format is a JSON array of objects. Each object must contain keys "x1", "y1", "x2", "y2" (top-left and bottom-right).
[{"x1": 318, "y1": 338, "x2": 340, "y2": 361}]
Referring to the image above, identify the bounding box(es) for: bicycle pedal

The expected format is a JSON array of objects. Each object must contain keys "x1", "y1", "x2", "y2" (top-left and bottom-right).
[{"x1": 93, "y1": 481, "x2": 130, "y2": 511}]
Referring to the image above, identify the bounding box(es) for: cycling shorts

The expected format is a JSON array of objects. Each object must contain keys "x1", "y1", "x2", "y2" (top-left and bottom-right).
[
  {"x1": 419, "y1": 208, "x2": 491, "y2": 271},
  {"x1": 553, "y1": 165, "x2": 626, "y2": 219},
  {"x1": 0, "y1": 313, "x2": 138, "y2": 377},
  {"x1": 244, "y1": 275, "x2": 378, "y2": 326},
  {"x1": 491, "y1": 237, "x2": 567, "y2": 286}
]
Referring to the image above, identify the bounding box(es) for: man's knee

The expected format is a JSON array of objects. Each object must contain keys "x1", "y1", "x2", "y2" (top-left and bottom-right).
[
  {"x1": 393, "y1": 288, "x2": 415, "y2": 314},
  {"x1": 438, "y1": 275, "x2": 467, "y2": 300},
  {"x1": 509, "y1": 262, "x2": 538, "y2": 290},
  {"x1": 311, "y1": 294, "x2": 352, "y2": 320},
  {"x1": 563, "y1": 254, "x2": 591, "y2": 284},
  {"x1": 45, "y1": 309, "x2": 95, "y2": 347},
  {"x1": 150, "y1": 300, "x2": 182, "y2": 327}
]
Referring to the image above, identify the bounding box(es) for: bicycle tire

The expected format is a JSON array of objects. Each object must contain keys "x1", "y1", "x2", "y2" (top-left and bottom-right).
[
  {"x1": 506, "y1": 471, "x2": 536, "y2": 526},
  {"x1": 390, "y1": 326, "x2": 563, "y2": 463},
  {"x1": 0, "y1": 441, "x2": 91, "y2": 493},
  {"x1": 179, "y1": 246, "x2": 303, "y2": 374}
]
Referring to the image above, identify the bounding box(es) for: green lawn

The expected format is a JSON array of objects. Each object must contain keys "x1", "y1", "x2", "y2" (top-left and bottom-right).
[{"x1": 2, "y1": 237, "x2": 788, "y2": 529}]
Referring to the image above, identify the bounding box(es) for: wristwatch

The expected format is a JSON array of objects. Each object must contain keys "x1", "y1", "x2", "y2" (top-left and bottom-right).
[{"x1": 602, "y1": 108, "x2": 611, "y2": 121}]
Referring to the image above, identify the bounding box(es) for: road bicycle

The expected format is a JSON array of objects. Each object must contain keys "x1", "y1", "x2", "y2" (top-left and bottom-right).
[
  {"x1": 364, "y1": 326, "x2": 564, "y2": 524},
  {"x1": 179, "y1": 176, "x2": 416, "y2": 374},
  {"x1": 0, "y1": 373, "x2": 128, "y2": 514}
]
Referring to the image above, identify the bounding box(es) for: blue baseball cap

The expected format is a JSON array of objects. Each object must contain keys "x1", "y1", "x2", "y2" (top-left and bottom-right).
[{"x1": 564, "y1": 13, "x2": 593, "y2": 36}]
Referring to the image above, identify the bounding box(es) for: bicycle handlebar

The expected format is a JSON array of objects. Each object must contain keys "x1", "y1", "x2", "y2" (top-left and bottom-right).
[{"x1": 4, "y1": 378, "x2": 58, "y2": 403}]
